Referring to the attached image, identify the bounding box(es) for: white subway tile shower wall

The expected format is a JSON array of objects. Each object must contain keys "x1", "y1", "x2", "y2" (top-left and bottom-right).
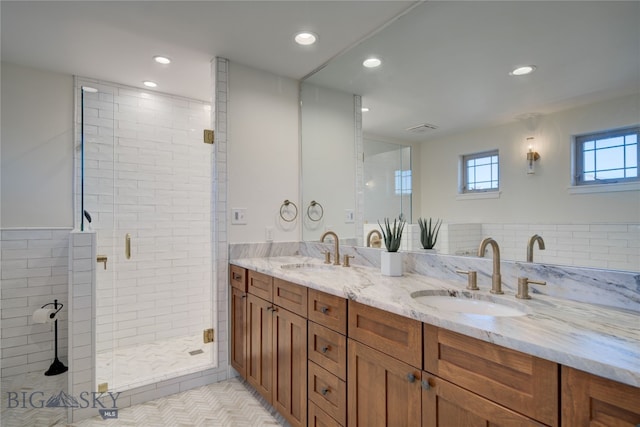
[
  {"x1": 74, "y1": 78, "x2": 213, "y2": 357},
  {"x1": 0, "y1": 228, "x2": 71, "y2": 383}
]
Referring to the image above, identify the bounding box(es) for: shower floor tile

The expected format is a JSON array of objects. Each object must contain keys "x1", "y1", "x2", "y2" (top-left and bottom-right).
[{"x1": 96, "y1": 334, "x2": 213, "y2": 391}]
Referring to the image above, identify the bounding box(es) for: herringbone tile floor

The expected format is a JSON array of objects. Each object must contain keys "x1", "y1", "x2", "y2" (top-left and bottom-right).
[
  {"x1": 0, "y1": 377, "x2": 286, "y2": 427},
  {"x1": 71, "y1": 377, "x2": 286, "y2": 427}
]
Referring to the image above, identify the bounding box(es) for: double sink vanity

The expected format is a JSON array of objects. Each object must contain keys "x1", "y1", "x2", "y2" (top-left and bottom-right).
[{"x1": 229, "y1": 252, "x2": 640, "y2": 426}]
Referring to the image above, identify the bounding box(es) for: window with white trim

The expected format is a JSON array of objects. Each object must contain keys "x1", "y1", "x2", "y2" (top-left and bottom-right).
[
  {"x1": 575, "y1": 126, "x2": 639, "y2": 185},
  {"x1": 462, "y1": 150, "x2": 499, "y2": 193}
]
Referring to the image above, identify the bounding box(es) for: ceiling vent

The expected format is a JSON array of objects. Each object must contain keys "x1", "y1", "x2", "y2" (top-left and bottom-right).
[{"x1": 405, "y1": 123, "x2": 438, "y2": 133}]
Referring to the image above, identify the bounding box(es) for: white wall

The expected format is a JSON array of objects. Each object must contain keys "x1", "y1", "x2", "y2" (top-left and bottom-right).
[
  {"x1": 301, "y1": 83, "x2": 356, "y2": 240},
  {"x1": 419, "y1": 93, "x2": 640, "y2": 224},
  {"x1": 1, "y1": 62, "x2": 74, "y2": 228},
  {"x1": 228, "y1": 63, "x2": 300, "y2": 243}
]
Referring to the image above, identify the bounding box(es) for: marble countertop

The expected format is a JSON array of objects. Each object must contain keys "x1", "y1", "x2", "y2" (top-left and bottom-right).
[{"x1": 231, "y1": 256, "x2": 640, "y2": 388}]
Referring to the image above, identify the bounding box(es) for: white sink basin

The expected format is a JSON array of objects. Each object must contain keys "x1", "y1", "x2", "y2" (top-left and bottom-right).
[{"x1": 411, "y1": 290, "x2": 528, "y2": 317}]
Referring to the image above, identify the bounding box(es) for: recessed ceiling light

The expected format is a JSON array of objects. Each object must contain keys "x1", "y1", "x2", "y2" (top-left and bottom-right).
[
  {"x1": 143, "y1": 81, "x2": 158, "y2": 88},
  {"x1": 361, "y1": 107, "x2": 370, "y2": 112},
  {"x1": 363, "y1": 57, "x2": 382, "y2": 68},
  {"x1": 153, "y1": 56, "x2": 171, "y2": 65},
  {"x1": 510, "y1": 65, "x2": 536, "y2": 76},
  {"x1": 294, "y1": 32, "x2": 317, "y2": 46}
]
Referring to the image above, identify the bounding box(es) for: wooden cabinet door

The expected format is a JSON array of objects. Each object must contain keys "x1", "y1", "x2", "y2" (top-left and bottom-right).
[
  {"x1": 424, "y1": 324, "x2": 558, "y2": 426},
  {"x1": 273, "y1": 306, "x2": 307, "y2": 427},
  {"x1": 348, "y1": 339, "x2": 422, "y2": 427},
  {"x1": 230, "y1": 286, "x2": 247, "y2": 378},
  {"x1": 246, "y1": 294, "x2": 273, "y2": 403},
  {"x1": 421, "y1": 373, "x2": 545, "y2": 427},
  {"x1": 562, "y1": 366, "x2": 640, "y2": 426}
]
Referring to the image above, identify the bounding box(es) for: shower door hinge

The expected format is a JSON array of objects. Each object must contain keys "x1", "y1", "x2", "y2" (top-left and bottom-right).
[
  {"x1": 203, "y1": 129, "x2": 215, "y2": 144},
  {"x1": 203, "y1": 328, "x2": 215, "y2": 343}
]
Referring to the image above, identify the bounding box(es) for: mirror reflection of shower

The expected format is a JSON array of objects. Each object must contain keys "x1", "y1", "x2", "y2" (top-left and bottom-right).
[
  {"x1": 76, "y1": 79, "x2": 216, "y2": 392},
  {"x1": 363, "y1": 138, "x2": 412, "y2": 224}
]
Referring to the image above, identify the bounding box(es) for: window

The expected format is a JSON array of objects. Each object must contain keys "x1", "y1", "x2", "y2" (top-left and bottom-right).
[
  {"x1": 462, "y1": 150, "x2": 499, "y2": 193},
  {"x1": 395, "y1": 169, "x2": 412, "y2": 195},
  {"x1": 575, "y1": 126, "x2": 639, "y2": 185}
]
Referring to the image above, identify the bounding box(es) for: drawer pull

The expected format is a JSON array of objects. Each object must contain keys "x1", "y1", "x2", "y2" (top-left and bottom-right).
[
  {"x1": 421, "y1": 379, "x2": 431, "y2": 390},
  {"x1": 232, "y1": 272, "x2": 242, "y2": 280},
  {"x1": 241, "y1": 294, "x2": 247, "y2": 299},
  {"x1": 321, "y1": 387, "x2": 330, "y2": 396},
  {"x1": 320, "y1": 306, "x2": 329, "y2": 314},
  {"x1": 407, "y1": 373, "x2": 416, "y2": 383},
  {"x1": 321, "y1": 346, "x2": 330, "y2": 353},
  {"x1": 266, "y1": 306, "x2": 273, "y2": 312}
]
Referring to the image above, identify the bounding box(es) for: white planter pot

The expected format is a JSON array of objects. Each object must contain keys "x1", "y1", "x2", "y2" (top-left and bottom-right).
[{"x1": 381, "y1": 251, "x2": 403, "y2": 277}]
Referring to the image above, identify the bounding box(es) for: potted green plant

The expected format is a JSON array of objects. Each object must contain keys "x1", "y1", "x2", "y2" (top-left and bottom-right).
[
  {"x1": 417, "y1": 217, "x2": 442, "y2": 250},
  {"x1": 378, "y1": 217, "x2": 406, "y2": 276}
]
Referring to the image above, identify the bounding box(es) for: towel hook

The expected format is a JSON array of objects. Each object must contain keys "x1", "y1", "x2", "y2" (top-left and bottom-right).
[{"x1": 279, "y1": 200, "x2": 298, "y2": 222}]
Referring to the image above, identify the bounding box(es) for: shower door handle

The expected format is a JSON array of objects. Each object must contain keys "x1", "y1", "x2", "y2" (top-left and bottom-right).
[{"x1": 125, "y1": 233, "x2": 131, "y2": 259}]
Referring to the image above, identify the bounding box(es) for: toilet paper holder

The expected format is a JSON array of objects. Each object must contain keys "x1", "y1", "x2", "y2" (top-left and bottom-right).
[{"x1": 40, "y1": 300, "x2": 64, "y2": 320}]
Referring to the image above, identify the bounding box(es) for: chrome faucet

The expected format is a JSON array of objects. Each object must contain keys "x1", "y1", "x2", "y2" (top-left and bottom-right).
[
  {"x1": 320, "y1": 231, "x2": 341, "y2": 266},
  {"x1": 526, "y1": 234, "x2": 545, "y2": 262},
  {"x1": 477, "y1": 237, "x2": 503, "y2": 294},
  {"x1": 366, "y1": 229, "x2": 382, "y2": 248}
]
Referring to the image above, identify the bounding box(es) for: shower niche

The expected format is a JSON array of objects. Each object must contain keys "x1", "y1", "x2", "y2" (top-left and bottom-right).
[{"x1": 75, "y1": 78, "x2": 216, "y2": 392}]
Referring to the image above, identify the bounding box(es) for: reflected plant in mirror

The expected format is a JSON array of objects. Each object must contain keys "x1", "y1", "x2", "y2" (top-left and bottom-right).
[{"x1": 418, "y1": 217, "x2": 442, "y2": 250}]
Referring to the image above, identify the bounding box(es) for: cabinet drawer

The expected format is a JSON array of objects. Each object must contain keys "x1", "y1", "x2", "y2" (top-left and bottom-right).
[
  {"x1": 309, "y1": 402, "x2": 342, "y2": 427},
  {"x1": 424, "y1": 324, "x2": 558, "y2": 426},
  {"x1": 348, "y1": 300, "x2": 421, "y2": 368},
  {"x1": 229, "y1": 265, "x2": 247, "y2": 292},
  {"x1": 309, "y1": 322, "x2": 347, "y2": 380},
  {"x1": 308, "y1": 289, "x2": 347, "y2": 334},
  {"x1": 248, "y1": 270, "x2": 273, "y2": 301},
  {"x1": 273, "y1": 278, "x2": 307, "y2": 317},
  {"x1": 309, "y1": 361, "x2": 347, "y2": 426}
]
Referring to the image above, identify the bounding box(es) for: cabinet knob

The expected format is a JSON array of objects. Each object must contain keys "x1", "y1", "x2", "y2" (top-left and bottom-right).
[
  {"x1": 407, "y1": 373, "x2": 416, "y2": 383},
  {"x1": 321, "y1": 346, "x2": 329, "y2": 354},
  {"x1": 232, "y1": 272, "x2": 242, "y2": 280},
  {"x1": 421, "y1": 379, "x2": 431, "y2": 390},
  {"x1": 320, "y1": 306, "x2": 329, "y2": 314},
  {"x1": 321, "y1": 387, "x2": 329, "y2": 396},
  {"x1": 241, "y1": 294, "x2": 247, "y2": 299}
]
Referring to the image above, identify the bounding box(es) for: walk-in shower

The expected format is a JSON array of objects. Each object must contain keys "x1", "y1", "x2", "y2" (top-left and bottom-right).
[{"x1": 75, "y1": 79, "x2": 216, "y2": 392}]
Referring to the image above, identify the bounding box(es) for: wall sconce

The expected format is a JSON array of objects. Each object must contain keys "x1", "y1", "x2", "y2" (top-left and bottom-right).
[{"x1": 526, "y1": 136, "x2": 540, "y2": 174}]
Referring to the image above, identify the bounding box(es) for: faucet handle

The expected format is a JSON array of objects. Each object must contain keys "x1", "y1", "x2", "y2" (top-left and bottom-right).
[
  {"x1": 343, "y1": 254, "x2": 354, "y2": 267},
  {"x1": 322, "y1": 251, "x2": 331, "y2": 264},
  {"x1": 456, "y1": 270, "x2": 479, "y2": 290},
  {"x1": 516, "y1": 277, "x2": 546, "y2": 299}
]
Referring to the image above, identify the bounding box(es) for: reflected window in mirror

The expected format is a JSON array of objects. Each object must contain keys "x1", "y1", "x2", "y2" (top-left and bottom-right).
[
  {"x1": 395, "y1": 169, "x2": 412, "y2": 195},
  {"x1": 575, "y1": 126, "x2": 639, "y2": 186},
  {"x1": 461, "y1": 150, "x2": 500, "y2": 193}
]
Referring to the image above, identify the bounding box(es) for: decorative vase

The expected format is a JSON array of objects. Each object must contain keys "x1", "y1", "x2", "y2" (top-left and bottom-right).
[{"x1": 381, "y1": 251, "x2": 403, "y2": 277}]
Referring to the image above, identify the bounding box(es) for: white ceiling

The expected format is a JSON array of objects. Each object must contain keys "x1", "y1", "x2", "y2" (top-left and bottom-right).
[
  {"x1": 0, "y1": 1, "x2": 414, "y2": 101},
  {"x1": 305, "y1": 1, "x2": 640, "y2": 142}
]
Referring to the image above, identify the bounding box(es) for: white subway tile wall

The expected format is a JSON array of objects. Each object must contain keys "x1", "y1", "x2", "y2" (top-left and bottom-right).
[
  {"x1": 0, "y1": 228, "x2": 71, "y2": 382},
  {"x1": 364, "y1": 222, "x2": 639, "y2": 271},
  {"x1": 75, "y1": 78, "x2": 213, "y2": 358}
]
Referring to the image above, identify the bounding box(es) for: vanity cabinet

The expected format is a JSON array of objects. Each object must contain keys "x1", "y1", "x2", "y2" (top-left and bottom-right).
[
  {"x1": 244, "y1": 269, "x2": 308, "y2": 427},
  {"x1": 229, "y1": 265, "x2": 248, "y2": 378},
  {"x1": 307, "y1": 289, "x2": 348, "y2": 426},
  {"x1": 347, "y1": 300, "x2": 422, "y2": 427},
  {"x1": 561, "y1": 366, "x2": 640, "y2": 425},
  {"x1": 423, "y1": 324, "x2": 558, "y2": 427}
]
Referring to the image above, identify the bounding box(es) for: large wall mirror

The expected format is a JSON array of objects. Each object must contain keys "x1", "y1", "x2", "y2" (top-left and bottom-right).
[{"x1": 300, "y1": 1, "x2": 640, "y2": 272}]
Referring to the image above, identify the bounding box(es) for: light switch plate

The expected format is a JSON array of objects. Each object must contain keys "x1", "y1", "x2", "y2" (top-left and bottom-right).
[
  {"x1": 345, "y1": 209, "x2": 355, "y2": 223},
  {"x1": 231, "y1": 208, "x2": 247, "y2": 225}
]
